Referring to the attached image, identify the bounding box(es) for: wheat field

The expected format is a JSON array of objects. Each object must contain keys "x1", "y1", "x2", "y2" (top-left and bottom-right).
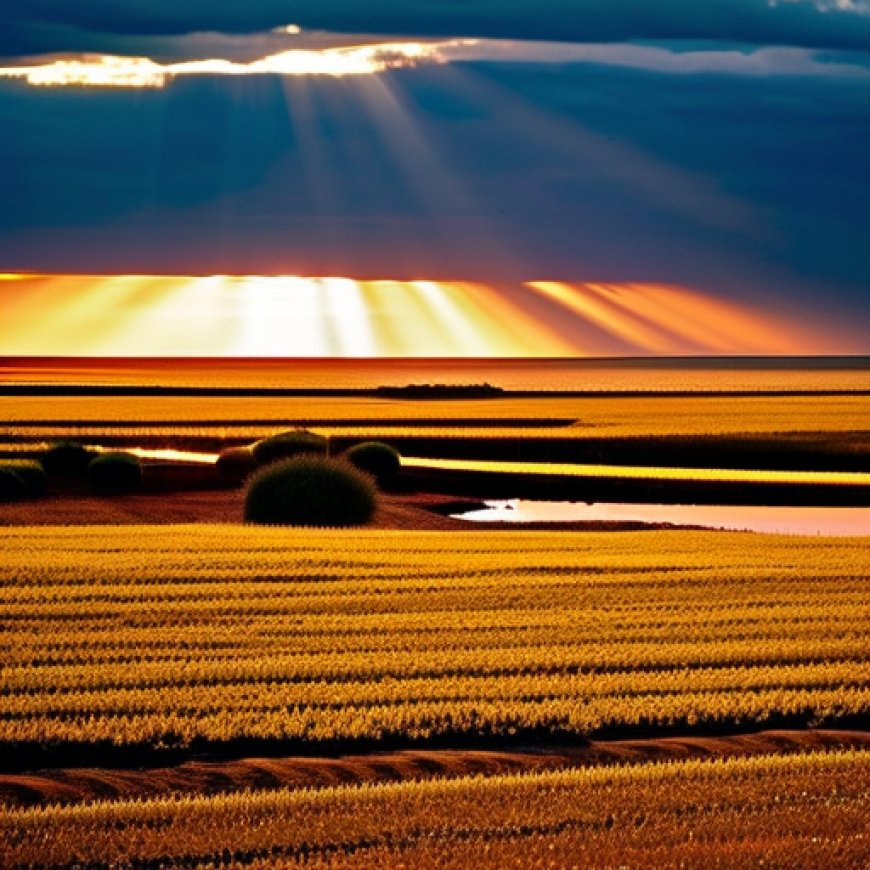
[
  {"x1": 2, "y1": 748, "x2": 867, "y2": 867},
  {"x1": 2, "y1": 394, "x2": 868, "y2": 437},
  {"x1": 2, "y1": 526, "x2": 867, "y2": 752}
]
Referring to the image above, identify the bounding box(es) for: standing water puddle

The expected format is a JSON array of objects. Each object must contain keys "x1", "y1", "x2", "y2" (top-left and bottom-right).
[{"x1": 453, "y1": 500, "x2": 870, "y2": 536}]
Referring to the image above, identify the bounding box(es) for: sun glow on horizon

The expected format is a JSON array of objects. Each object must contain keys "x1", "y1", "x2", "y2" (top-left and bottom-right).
[{"x1": 0, "y1": 273, "x2": 842, "y2": 357}]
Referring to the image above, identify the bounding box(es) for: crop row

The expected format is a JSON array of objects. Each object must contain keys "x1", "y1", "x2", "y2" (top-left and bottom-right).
[
  {"x1": 2, "y1": 749, "x2": 867, "y2": 867},
  {"x1": 1, "y1": 527, "x2": 867, "y2": 750}
]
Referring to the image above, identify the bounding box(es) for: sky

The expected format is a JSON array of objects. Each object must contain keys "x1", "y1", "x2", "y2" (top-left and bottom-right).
[{"x1": 1, "y1": 1, "x2": 869, "y2": 356}]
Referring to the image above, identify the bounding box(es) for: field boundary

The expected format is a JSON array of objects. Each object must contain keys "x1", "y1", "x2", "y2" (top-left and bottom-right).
[{"x1": 1, "y1": 729, "x2": 867, "y2": 809}]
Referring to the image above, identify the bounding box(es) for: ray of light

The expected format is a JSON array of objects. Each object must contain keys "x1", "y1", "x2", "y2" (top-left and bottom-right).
[
  {"x1": 608, "y1": 283, "x2": 810, "y2": 354},
  {"x1": 430, "y1": 63, "x2": 759, "y2": 235},
  {"x1": 0, "y1": 273, "x2": 848, "y2": 357},
  {"x1": 350, "y1": 73, "x2": 528, "y2": 280},
  {"x1": 525, "y1": 281, "x2": 819, "y2": 355},
  {"x1": 233, "y1": 276, "x2": 331, "y2": 356},
  {"x1": 528, "y1": 282, "x2": 676, "y2": 353}
]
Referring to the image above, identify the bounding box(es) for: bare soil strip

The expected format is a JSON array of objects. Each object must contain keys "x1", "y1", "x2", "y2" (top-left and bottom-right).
[
  {"x1": 2, "y1": 730, "x2": 866, "y2": 809},
  {"x1": 0, "y1": 488, "x2": 697, "y2": 530}
]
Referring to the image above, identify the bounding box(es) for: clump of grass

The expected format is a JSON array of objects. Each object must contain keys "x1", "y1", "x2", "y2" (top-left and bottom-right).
[
  {"x1": 0, "y1": 459, "x2": 48, "y2": 497},
  {"x1": 216, "y1": 446, "x2": 257, "y2": 482},
  {"x1": 344, "y1": 441, "x2": 401, "y2": 484},
  {"x1": 42, "y1": 441, "x2": 96, "y2": 477},
  {"x1": 251, "y1": 430, "x2": 328, "y2": 466},
  {"x1": 88, "y1": 452, "x2": 143, "y2": 494},
  {"x1": 0, "y1": 467, "x2": 25, "y2": 502},
  {"x1": 244, "y1": 456, "x2": 376, "y2": 527}
]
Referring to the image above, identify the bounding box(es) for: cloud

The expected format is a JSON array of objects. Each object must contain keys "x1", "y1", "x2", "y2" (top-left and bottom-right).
[
  {"x1": 0, "y1": 41, "x2": 471, "y2": 87},
  {"x1": 0, "y1": 56, "x2": 868, "y2": 319},
  {"x1": 3, "y1": 1, "x2": 870, "y2": 58},
  {"x1": 3, "y1": 40, "x2": 868, "y2": 89}
]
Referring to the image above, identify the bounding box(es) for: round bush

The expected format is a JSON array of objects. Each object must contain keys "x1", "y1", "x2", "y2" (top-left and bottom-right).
[
  {"x1": 0, "y1": 467, "x2": 25, "y2": 502},
  {"x1": 244, "y1": 456, "x2": 376, "y2": 527},
  {"x1": 345, "y1": 441, "x2": 401, "y2": 482},
  {"x1": 42, "y1": 441, "x2": 96, "y2": 477},
  {"x1": 216, "y1": 445, "x2": 257, "y2": 482},
  {"x1": 88, "y1": 452, "x2": 143, "y2": 493},
  {"x1": 251, "y1": 431, "x2": 328, "y2": 466},
  {"x1": 1, "y1": 460, "x2": 48, "y2": 497}
]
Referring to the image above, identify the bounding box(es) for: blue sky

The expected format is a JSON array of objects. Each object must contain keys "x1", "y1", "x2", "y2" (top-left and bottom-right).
[{"x1": 1, "y1": 1, "x2": 869, "y2": 339}]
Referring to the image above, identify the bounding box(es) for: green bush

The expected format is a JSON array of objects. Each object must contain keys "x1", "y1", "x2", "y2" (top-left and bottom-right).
[
  {"x1": 0, "y1": 459, "x2": 48, "y2": 497},
  {"x1": 42, "y1": 441, "x2": 96, "y2": 477},
  {"x1": 251, "y1": 430, "x2": 328, "y2": 466},
  {"x1": 87, "y1": 452, "x2": 143, "y2": 493},
  {"x1": 0, "y1": 467, "x2": 25, "y2": 502},
  {"x1": 216, "y1": 445, "x2": 257, "y2": 481},
  {"x1": 244, "y1": 456, "x2": 376, "y2": 527},
  {"x1": 345, "y1": 441, "x2": 401, "y2": 483}
]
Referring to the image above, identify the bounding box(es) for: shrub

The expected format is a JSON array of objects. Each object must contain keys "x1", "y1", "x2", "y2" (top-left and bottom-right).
[
  {"x1": 251, "y1": 430, "x2": 328, "y2": 466},
  {"x1": 42, "y1": 441, "x2": 96, "y2": 477},
  {"x1": 0, "y1": 459, "x2": 48, "y2": 497},
  {"x1": 88, "y1": 452, "x2": 143, "y2": 494},
  {"x1": 216, "y1": 446, "x2": 257, "y2": 482},
  {"x1": 244, "y1": 456, "x2": 376, "y2": 527},
  {"x1": 0, "y1": 467, "x2": 25, "y2": 502},
  {"x1": 345, "y1": 441, "x2": 401, "y2": 483}
]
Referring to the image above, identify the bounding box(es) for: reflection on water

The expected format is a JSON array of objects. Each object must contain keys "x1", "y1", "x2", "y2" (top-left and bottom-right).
[
  {"x1": 454, "y1": 499, "x2": 870, "y2": 536},
  {"x1": 95, "y1": 446, "x2": 218, "y2": 465},
  {"x1": 404, "y1": 456, "x2": 870, "y2": 487}
]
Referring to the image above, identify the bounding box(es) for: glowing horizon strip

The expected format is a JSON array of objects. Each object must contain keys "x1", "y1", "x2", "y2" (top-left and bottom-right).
[
  {"x1": 0, "y1": 273, "x2": 848, "y2": 357},
  {"x1": 401, "y1": 456, "x2": 870, "y2": 487}
]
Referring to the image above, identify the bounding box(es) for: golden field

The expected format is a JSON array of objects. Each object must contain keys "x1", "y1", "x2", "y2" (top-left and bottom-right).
[
  {"x1": 1, "y1": 384, "x2": 868, "y2": 867},
  {"x1": 2, "y1": 393, "x2": 869, "y2": 436},
  {"x1": 3, "y1": 748, "x2": 867, "y2": 867},
  {"x1": 2, "y1": 526, "x2": 867, "y2": 751}
]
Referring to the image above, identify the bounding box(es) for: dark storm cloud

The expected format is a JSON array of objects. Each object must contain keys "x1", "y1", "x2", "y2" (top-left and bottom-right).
[
  {"x1": 2, "y1": 1, "x2": 870, "y2": 58},
  {"x1": 1, "y1": 57, "x2": 868, "y2": 320}
]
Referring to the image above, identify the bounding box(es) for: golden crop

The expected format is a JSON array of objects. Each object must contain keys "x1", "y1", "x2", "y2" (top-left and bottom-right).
[
  {"x1": 2, "y1": 749, "x2": 867, "y2": 867},
  {"x1": 1, "y1": 526, "x2": 867, "y2": 749},
  {"x1": 1, "y1": 393, "x2": 867, "y2": 436}
]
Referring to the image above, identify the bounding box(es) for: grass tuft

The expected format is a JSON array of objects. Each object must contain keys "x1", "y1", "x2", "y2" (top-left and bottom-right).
[
  {"x1": 244, "y1": 456, "x2": 376, "y2": 527},
  {"x1": 88, "y1": 452, "x2": 143, "y2": 494}
]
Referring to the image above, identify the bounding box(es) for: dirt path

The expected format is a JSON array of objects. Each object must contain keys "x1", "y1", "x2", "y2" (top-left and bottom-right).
[
  {"x1": 2, "y1": 730, "x2": 866, "y2": 808},
  {"x1": 0, "y1": 487, "x2": 694, "y2": 531}
]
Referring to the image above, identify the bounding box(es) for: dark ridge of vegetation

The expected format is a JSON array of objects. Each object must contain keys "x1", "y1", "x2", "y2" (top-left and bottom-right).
[
  {"x1": 244, "y1": 456, "x2": 377, "y2": 527},
  {"x1": 87, "y1": 452, "x2": 143, "y2": 494},
  {"x1": 42, "y1": 441, "x2": 97, "y2": 477},
  {"x1": 401, "y1": 465, "x2": 870, "y2": 506},
  {"x1": 344, "y1": 441, "x2": 402, "y2": 483},
  {"x1": 4, "y1": 417, "x2": 572, "y2": 428},
  {"x1": 1, "y1": 714, "x2": 867, "y2": 776},
  {"x1": 215, "y1": 446, "x2": 257, "y2": 482},
  {"x1": 5, "y1": 384, "x2": 868, "y2": 398},
  {"x1": 374, "y1": 383, "x2": 505, "y2": 399},
  {"x1": 6, "y1": 431, "x2": 870, "y2": 473},
  {"x1": 0, "y1": 467, "x2": 25, "y2": 502},
  {"x1": 251, "y1": 430, "x2": 328, "y2": 466},
  {"x1": 0, "y1": 459, "x2": 48, "y2": 497},
  {"x1": 329, "y1": 431, "x2": 870, "y2": 473}
]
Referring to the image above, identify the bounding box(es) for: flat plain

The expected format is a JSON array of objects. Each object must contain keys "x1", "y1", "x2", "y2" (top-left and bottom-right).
[{"x1": 1, "y1": 361, "x2": 868, "y2": 868}]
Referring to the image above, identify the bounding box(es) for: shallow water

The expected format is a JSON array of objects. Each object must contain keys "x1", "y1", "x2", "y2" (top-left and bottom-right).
[
  {"x1": 97, "y1": 446, "x2": 218, "y2": 464},
  {"x1": 453, "y1": 499, "x2": 870, "y2": 536}
]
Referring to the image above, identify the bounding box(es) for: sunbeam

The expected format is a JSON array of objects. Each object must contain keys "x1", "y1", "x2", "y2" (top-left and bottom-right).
[{"x1": 0, "y1": 273, "x2": 840, "y2": 357}]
